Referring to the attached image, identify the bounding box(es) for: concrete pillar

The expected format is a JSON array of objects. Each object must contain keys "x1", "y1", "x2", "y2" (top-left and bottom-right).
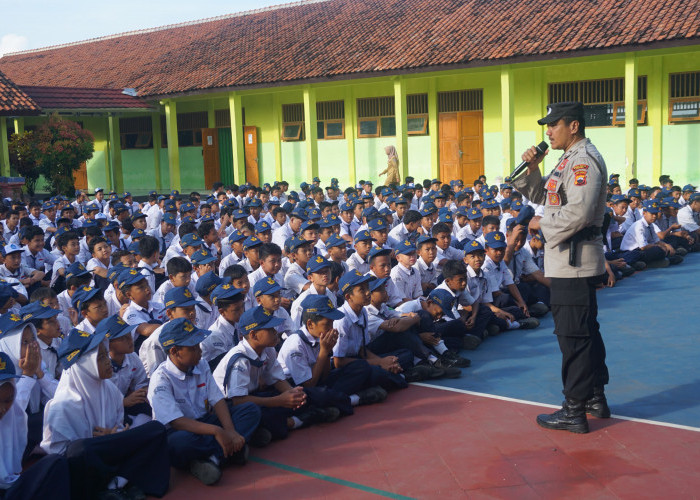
[
  {"x1": 501, "y1": 65, "x2": 515, "y2": 177},
  {"x1": 151, "y1": 112, "x2": 162, "y2": 191},
  {"x1": 428, "y1": 78, "x2": 439, "y2": 179},
  {"x1": 107, "y1": 114, "x2": 124, "y2": 193},
  {"x1": 0, "y1": 118, "x2": 10, "y2": 176},
  {"x1": 393, "y1": 78, "x2": 409, "y2": 180},
  {"x1": 164, "y1": 100, "x2": 181, "y2": 191},
  {"x1": 13, "y1": 117, "x2": 24, "y2": 135},
  {"x1": 344, "y1": 86, "x2": 357, "y2": 186},
  {"x1": 228, "y1": 92, "x2": 245, "y2": 184},
  {"x1": 624, "y1": 53, "x2": 638, "y2": 181},
  {"x1": 649, "y1": 56, "x2": 664, "y2": 181},
  {"x1": 303, "y1": 86, "x2": 319, "y2": 181},
  {"x1": 272, "y1": 93, "x2": 283, "y2": 181}
]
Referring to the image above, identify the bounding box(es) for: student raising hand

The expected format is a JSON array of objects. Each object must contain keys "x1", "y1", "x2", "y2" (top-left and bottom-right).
[{"x1": 19, "y1": 340, "x2": 42, "y2": 378}]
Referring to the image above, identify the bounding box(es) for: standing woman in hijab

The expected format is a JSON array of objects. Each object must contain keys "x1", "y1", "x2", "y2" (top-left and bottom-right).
[
  {"x1": 41, "y1": 328, "x2": 170, "y2": 500},
  {"x1": 379, "y1": 146, "x2": 401, "y2": 186},
  {"x1": 0, "y1": 352, "x2": 70, "y2": 500}
]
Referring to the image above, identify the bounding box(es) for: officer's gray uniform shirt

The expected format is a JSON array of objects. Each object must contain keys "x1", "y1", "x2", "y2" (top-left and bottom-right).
[{"x1": 513, "y1": 138, "x2": 607, "y2": 278}]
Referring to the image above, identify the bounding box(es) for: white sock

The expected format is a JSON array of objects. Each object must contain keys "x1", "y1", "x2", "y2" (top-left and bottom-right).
[
  {"x1": 508, "y1": 320, "x2": 520, "y2": 330},
  {"x1": 291, "y1": 416, "x2": 304, "y2": 429},
  {"x1": 428, "y1": 354, "x2": 438, "y2": 363},
  {"x1": 350, "y1": 394, "x2": 360, "y2": 406},
  {"x1": 208, "y1": 455, "x2": 220, "y2": 466},
  {"x1": 435, "y1": 341, "x2": 448, "y2": 354}
]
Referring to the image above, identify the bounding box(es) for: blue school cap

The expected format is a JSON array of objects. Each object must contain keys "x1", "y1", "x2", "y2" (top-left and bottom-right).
[
  {"x1": 610, "y1": 194, "x2": 631, "y2": 204},
  {"x1": 500, "y1": 199, "x2": 512, "y2": 210},
  {"x1": 682, "y1": 184, "x2": 696, "y2": 193},
  {"x1": 379, "y1": 207, "x2": 393, "y2": 217},
  {"x1": 285, "y1": 236, "x2": 310, "y2": 252},
  {"x1": 164, "y1": 286, "x2": 199, "y2": 309},
  {"x1": 481, "y1": 199, "x2": 499, "y2": 209},
  {"x1": 288, "y1": 192, "x2": 300, "y2": 201},
  {"x1": 254, "y1": 220, "x2": 271, "y2": 233},
  {"x1": 199, "y1": 215, "x2": 215, "y2": 224},
  {"x1": 454, "y1": 207, "x2": 469, "y2": 218},
  {"x1": 131, "y1": 211, "x2": 146, "y2": 221},
  {"x1": 438, "y1": 212, "x2": 454, "y2": 223},
  {"x1": 433, "y1": 191, "x2": 446, "y2": 200},
  {"x1": 41, "y1": 201, "x2": 55, "y2": 211},
  {"x1": 1, "y1": 244, "x2": 22, "y2": 257},
  {"x1": 368, "y1": 276, "x2": 389, "y2": 292},
  {"x1": 181, "y1": 215, "x2": 196, "y2": 225},
  {"x1": 319, "y1": 214, "x2": 341, "y2": 228},
  {"x1": 163, "y1": 200, "x2": 177, "y2": 212},
  {"x1": 71, "y1": 286, "x2": 102, "y2": 311},
  {"x1": 338, "y1": 202, "x2": 353, "y2": 212},
  {"x1": 246, "y1": 198, "x2": 262, "y2": 209},
  {"x1": 19, "y1": 301, "x2": 60, "y2": 322},
  {"x1": 181, "y1": 233, "x2": 203, "y2": 248},
  {"x1": 484, "y1": 231, "x2": 507, "y2": 249},
  {"x1": 416, "y1": 235, "x2": 437, "y2": 247},
  {"x1": 513, "y1": 205, "x2": 535, "y2": 226},
  {"x1": 628, "y1": 188, "x2": 642, "y2": 198},
  {"x1": 211, "y1": 283, "x2": 245, "y2": 306},
  {"x1": 58, "y1": 328, "x2": 108, "y2": 369},
  {"x1": 338, "y1": 270, "x2": 373, "y2": 295},
  {"x1": 354, "y1": 230, "x2": 373, "y2": 244},
  {"x1": 307, "y1": 255, "x2": 331, "y2": 274},
  {"x1": 427, "y1": 289, "x2": 456, "y2": 319},
  {"x1": 191, "y1": 248, "x2": 216, "y2": 266},
  {"x1": 243, "y1": 236, "x2": 262, "y2": 251},
  {"x1": 510, "y1": 200, "x2": 524, "y2": 211},
  {"x1": 431, "y1": 178, "x2": 441, "y2": 185},
  {"x1": 419, "y1": 205, "x2": 436, "y2": 217},
  {"x1": 127, "y1": 242, "x2": 141, "y2": 255},
  {"x1": 161, "y1": 212, "x2": 177, "y2": 225},
  {"x1": 240, "y1": 306, "x2": 285, "y2": 335},
  {"x1": 300, "y1": 220, "x2": 320, "y2": 232},
  {"x1": 466, "y1": 208, "x2": 482, "y2": 220},
  {"x1": 0, "y1": 352, "x2": 20, "y2": 381},
  {"x1": 290, "y1": 209, "x2": 308, "y2": 221},
  {"x1": 196, "y1": 272, "x2": 225, "y2": 297},
  {"x1": 170, "y1": 190, "x2": 180, "y2": 197},
  {"x1": 227, "y1": 230, "x2": 246, "y2": 245},
  {"x1": 300, "y1": 295, "x2": 344, "y2": 320},
  {"x1": 103, "y1": 221, "x2": 120, "y2": 234},
  {"x1": 306, "y1": 208, "x2": 322, "y2": 221},
  {"x1": 159, "y1": 318, "x2": 210, "y2": 352},
  {"x1": 368, "y1": 246, "x2": 391, "y2": 261},
  {"x1": 464, "y1": 239, "x2": 485, "y2": 254},
  {"x1": 117, "y1": 268, "x2": 146, "y2": 290},
  {"x1": 253, "y1": 276, "x2": 284, "y2": 297},
  {"x1": 368, "y1": 218, "x2": 388, "y2": 231},
  {"x1": 362, "y1": 207, "x2": 379, "y2": 220},
  {"x1": 394, "y1": 197, "x2": 408, "y2": 205},
  {"x1": 95, "y1": 314, "x2": 136, "y2": 341},
  {"x1": 642, "y1": 200, "x2": 660, "y2": 213},
  {"x1": 325, "y1": 234, "x2": 346, "y2": 249},
  {"x1": 690, "y1": 192, "x2": 700, "y2": 203},
  {"x1": 157, "y1": 195, "x2": 168, "y2": 202},
  {"x1": 232, "y1": 209, "x2": 248, "y2": 220},
  {"x1": 396, "y1": 239, "x2": 417, "y2": 255},
  {"x1": 0, "y1": 310, "x2": 24, "y2": 336},
  {"x1": 131, "y1": 229, "x2": 146, "y2": 240}
]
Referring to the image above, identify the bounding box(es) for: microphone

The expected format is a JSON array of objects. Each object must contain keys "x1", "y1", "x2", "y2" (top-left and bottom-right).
[{"x1": 510, "y1": 141, "x2": 549, "y2": 180}]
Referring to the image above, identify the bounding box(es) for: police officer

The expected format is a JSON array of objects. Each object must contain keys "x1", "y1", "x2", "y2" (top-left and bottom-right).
[{"x1": 514, "y1": 101, "x2": 609, "y2": 434}]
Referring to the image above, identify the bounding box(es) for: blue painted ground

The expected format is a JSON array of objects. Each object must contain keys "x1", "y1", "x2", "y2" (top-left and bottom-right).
[{"x1": 425, "y1": 252, "x2": 700, "y2": 428}]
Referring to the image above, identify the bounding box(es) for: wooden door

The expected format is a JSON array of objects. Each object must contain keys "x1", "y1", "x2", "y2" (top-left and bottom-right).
[
  {"x1": 459, "y1": 111, "x2": 484, "y2": 183},
  {"x1": 438, "y1": 111, "x2": 483, "y2": 184},
  {"x1": 73, "y1": 161, "x2": 88, "y2": 191},
  {"x1": 243, "y1": 126, "x2": 259, "y2": 186},
  {"x1": 201, "y1": 128, "x2": 221, "y2": 189}
]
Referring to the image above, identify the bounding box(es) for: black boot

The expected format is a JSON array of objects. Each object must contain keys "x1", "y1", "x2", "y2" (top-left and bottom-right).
[
  {"x1": 585, "y1": 388, "x2": 611, "y2": 418},
  {"x1": 536, "y1": 398, "x2": 589, "y2": 434}
]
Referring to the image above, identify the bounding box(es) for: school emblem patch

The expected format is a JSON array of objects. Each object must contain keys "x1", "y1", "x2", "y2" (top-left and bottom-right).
[
  {"x1": 546, "y1": 178, "x2": 558, "y2": 192},
  {"x1": 548, "y1": 193, "x2": 561, "y2": 206},
  {"x1": 556, "y1": 158, "x2": 569, "y2": 171},
  {"x1": 574, "y1": 170, "x2": 587, "y2": 186}
]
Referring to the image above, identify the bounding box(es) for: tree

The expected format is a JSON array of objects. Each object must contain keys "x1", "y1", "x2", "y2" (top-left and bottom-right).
[
  {"x1": 8, "y1": 131, "x2": 40, "y2": 196},
  {"x1": 11, "y1": 116, "x2": 95, "y2": 197}
]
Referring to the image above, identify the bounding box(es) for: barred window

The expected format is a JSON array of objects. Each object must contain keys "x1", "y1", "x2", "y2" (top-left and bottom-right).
[
  {"x1": 282, "y1": 103, "x2": 304, "y2": 141},
  {"x1": 119, "y1": 116, "x2": 152, "y2": 150},
  {"x1": 357, "y1": 96, "x2": 395, "y2": 138},
  {"x1": 669, "y1": 71, "x2": 700, "y2": 123},
  {"x1": 316, "y1": 100, "x2": 344, "y2": 140},
  {"x1": 548, "y1": 77, "x2": 647, "y2": 127},
  {"x1": 407, "y1": 94, "x2": 428, "y2": 135},
  {"x1": 438, "y1": 90, "x2": 483, "y2": 113}
]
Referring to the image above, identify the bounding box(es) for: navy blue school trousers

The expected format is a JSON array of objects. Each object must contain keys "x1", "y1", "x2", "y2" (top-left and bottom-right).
[
  {"x1": 434, "y1": 305, "x2": 492, "y2": 348},
  {"x1": 167, "y1": 401, "x2": 260, "y2": 469},
  {"x1": 65, "y1": 420, "x2": 170, "y2": 500},
  {"x1": 0, "y1": 454, "x2": 69, "y2": 500},
  {"x1": 516, "y1": 281, "x2": 550, "y2": 307}
]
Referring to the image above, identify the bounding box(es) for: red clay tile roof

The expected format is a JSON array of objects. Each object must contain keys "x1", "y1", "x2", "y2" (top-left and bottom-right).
[
  {"x1": 20, "y1": 86, "x2": 152, "y2": 110},
  {"x1": 0, "y1": 70, "x2": 40, "y2": 116},
  {"x1": 0, "y1": 0, "x2": 698, "y2": 98}
]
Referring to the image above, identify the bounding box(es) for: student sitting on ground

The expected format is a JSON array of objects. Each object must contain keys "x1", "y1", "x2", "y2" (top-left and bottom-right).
[
  {"x1": 619, "y1": 199, "x2": 683, "y2": 267},
  {"x1": 71, "y1": 285, "x2": 108, "y2": 334},
  {"x1": 253, "y1": 278, "x2": 294, "y2": 342},
  {"x1": 121, "y1": 268, "x2": 166, "y2": 353},
  {"x1": 200, "y1": 283, "x2": 246, "y2": 369},
  {"x1": 413, "y1": 235, "x2": 439, "y2": 295}
]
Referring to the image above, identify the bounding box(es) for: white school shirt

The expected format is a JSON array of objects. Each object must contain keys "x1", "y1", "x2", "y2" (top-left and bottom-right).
[
  {"x1": 149, "y1": 358, "x2": 224, "y2": 426},
  {"x1": 284, "y1": 262, "x2": 308, "y2": 297},
  {"x1": 153, "y1": 280, "x2": 199, "y2": 306},
  {"x1": 346, "y1": 251, "x2": 369, "y2": 274},
  {"x1": 413, "y1": 257, "x2": 438, "y2": 288},
  {"x1": 0, "y1": 386, "x2": 26, "y2": 490},
  {"x1": 436, "y1": 245, "x2": 465, "y2": 270},
  {"x1": 272, "y1": 222, "x2": 295, "y2": 249},
  {"x1": 148, "y1": 225, "x2": 175, "y2": 255},
  {"x1": 22, "y1": 247, "x2": 56, "y2": 273},
  {"x1": 123, "y1": 300, "x2": 166, "y2": 338},
  {"x1": 620, "y1": 219, "x2": 660, "y2": 251},
  {"x1": 277, "y1": 326, "x2": 322, "y2": 385},
  {"x1": 51, "y1": 255, "x2": 79, "y2": 287},
  {"x1": 219, "y1": 252, "x2": 243, "y2": 277},
  {"x1": 339, "y1": 220, "x2": 360, "y2": 240},
  {"x1": 435, "y1": 280, "x2": 474, "y2": 317},
  {"x1": 522, "y1": 240, "x2": 545, "y2": 272},
  {"x1": 38, "y1": 336, "x2": 63, "y2": 381},
  {"x1": 289, "y1": 284, "x2": 337, "y2": 329},
  {"x1": 315, "y1": 239, "x2": 329, "y2": 257},
  {"x1": 86, "y1": 257, "x2": 109, "y2": 276},
  {"x1": 162, "y1": 243, "x2": 185, "y2": 268},
  {"x1": 213, "y1": 338, "x2": 286, "y2": 398},
  {"x1": 483, "y1": 255, "x2": 515, "y2": 295},
  {"x1": 365, "y1": 302, "x2": 401, "y2": 343},
  {"x1": 388, "y1": 222, "x2": 409, "y2": 243},
  {"x1": 110, "y1": 352, "x2": 148, "y2": 396},
  {"x1": 506, "y1": 249, "x2": 541, "y2": 285},
  {"x1": 677, "y1": 205, "x2": 700, "y2": 233},
  {"x1": 249, "y1": 266, "x2": 289, "y2": 301},
  {"x1": 200, "y1": 315, "x2": 240, "y2": 363},
  {"x1": 466, "y1": 265, "x2": 491, "y2": 304},
  {"x1": 390, "y1": 263, "x2": 422, "y2": 302},
  {"x1": 195, "y1": 300, "x2": 218, "y2": 331},
  {"x1": 138, "y1": 324, "x2": 167, "y2": 378},
  {"x1": 0, "y1": 263, "x2": 34, "y2": 281},
  {"x1": 138, "y1": 260, "x2": 158, "y2": 294},
  {"x1": 332, "y1": 301, "x2": 369, "y2": 358},
  {"x1": 75, "y1": 318, "x2": 97, "y2": 334}
]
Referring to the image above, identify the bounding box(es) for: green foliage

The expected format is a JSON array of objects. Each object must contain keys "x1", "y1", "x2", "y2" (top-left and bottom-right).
[
  {"x1": 9, "y1": 116, "x2": 95, "y2": 196},
  {"x1": 8, "y1": 130, "x2": 40, "y2": 196}
]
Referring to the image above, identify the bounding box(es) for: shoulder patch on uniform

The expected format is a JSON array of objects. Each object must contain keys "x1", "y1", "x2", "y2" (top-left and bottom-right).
[
  {"x1": 548, "y1": 193, "x2": 561, "y2": 206},
  {"x1": 572, "y1": 164, "x2": 589, "y2": 171},
  {"x1": 574, "y1": 170, "x2": 588, "y2": 186}
]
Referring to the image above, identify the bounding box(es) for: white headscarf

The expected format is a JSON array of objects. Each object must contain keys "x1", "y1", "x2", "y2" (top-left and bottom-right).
[
  {"x1": 41, "y1": 348, "x2": 124, "y2": 455},
  {"x1": 0, "y1": 379, "x2": 26, "y2": 489},
  {"x1": 0, "y1": 323, "x2": 43, "y2": 413}
]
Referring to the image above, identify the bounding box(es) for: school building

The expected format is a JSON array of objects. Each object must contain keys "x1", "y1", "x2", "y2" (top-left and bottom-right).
[{"x1": 0, "y1": 0, "x2": 699, "y2": 195}]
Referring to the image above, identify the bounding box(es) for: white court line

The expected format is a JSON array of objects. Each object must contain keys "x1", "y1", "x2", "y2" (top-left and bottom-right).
[{"x1": 412, "y1": 382, "x2": 700, "y2": 433}]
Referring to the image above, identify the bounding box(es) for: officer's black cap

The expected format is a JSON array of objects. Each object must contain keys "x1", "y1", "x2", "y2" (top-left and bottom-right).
[{"x1": 538, "y1": 101, "x2": 584, "y2": 125}]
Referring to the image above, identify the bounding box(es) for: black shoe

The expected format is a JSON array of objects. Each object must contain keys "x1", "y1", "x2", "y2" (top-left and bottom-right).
[
  {"x1": 518, "y1": 317, "x2": 540, "y2": 329},
  {"x1": 432, "y1": 358, "x2": 462, "y2": 378},
  {"x1": 320, "y1": 406, "x2": 341, "y2": 423},
  {"x1": 189, "y1": 459, "x2": 222, "y2": 485},
  {"x1": 619, "y1": 265, "x2": 635, "y2": 277},
  {"x1": 403, "y1": 363, "x2": 434, "y2": 382},
  {"x1": 528, "y1": 302, "x2": 549, "y2": 317},
  {"x1": 669, "y1": 255, "x2": 684, "y2": 265},
  {"x1": 462, "y1": 334, "x2": 482, "y2": 350},
  {"x1": 536, "y1": 399, "x2": 589, "y2": 434},
  {"x1": 249, "y1": 426, "x2": 273, "y2": 448},
  {"x1": 124, "y1": 484, "x2": 146, "y2": 500},
  {"x1": 676, "y1": 247, "x2": 688, "y2": 257},
  {"x1": 296, "y1": 406, "x2": 338, "y2": 427},
  {"x1": 442, "y1": 350, "x2": 471, "y2": 367},
  {"x1": 357, "y1": 386, "x2": 387, "y2": 405},
  {"x1": 585, "y1": 391, "x2": 611, "y2": 419},
  {"x1": 228, "y1": 444, "x2": 249, "y2": 466},
  {"x1": 97, "y1": 491, "x2": 129, "y2": 500},
  {"x1": 631, "y1": 261, "x2": 647, "y2": 270},
  {"x1": 486, "y1": 323, "x2": 501, "y2": 336},
  {"x1": 416, "y1": 360, "x2": 445, "y2": 379}
]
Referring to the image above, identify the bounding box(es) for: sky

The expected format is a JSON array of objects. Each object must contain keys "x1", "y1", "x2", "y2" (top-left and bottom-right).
[{"x1": 0, "y1": 0, "x2": 286, "y2": 57}]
